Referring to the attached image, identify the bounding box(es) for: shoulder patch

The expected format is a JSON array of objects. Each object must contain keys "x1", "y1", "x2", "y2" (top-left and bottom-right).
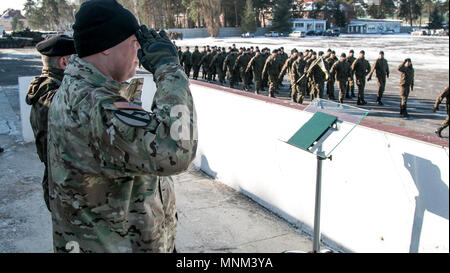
[
  {"x1": 113, "y1": 102, "x2": 145, "y2": 111},
  {"x1": 114, "y1": 109, "x2": 152, "y2": 127}
]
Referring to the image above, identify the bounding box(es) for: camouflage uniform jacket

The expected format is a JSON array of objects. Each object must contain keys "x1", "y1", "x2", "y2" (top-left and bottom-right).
[
  {"x1": 181, "y1": 51, "x2": 192, "y2": 66},
  {"x1": 191, "y1": 50, "x2": 203, "y2": 67},
  {"x1": 369, "y1": 58, "x2": 390, "y2": 79},
  {"x1": 47, "y1": 55, "x2": 197, "y2": 253},
  {"x1": 330, "y1": 60, "x2": 351, "y2": 83},
  {"x1": 351, "y1": 57, "x2": 371, "y2": 79},
  {"x1": 398, "y1": 63, "x2": 414, "y2": 86},
  {"x1": 280, "y1": 55, "x2": 298, "y2": 79},
  {"x1": 262, "y1": 55, "x2": 281, "y2": 78},
  {"x1": 26, "y1": 67, "x2": 64, "y2": 164},
  {"x1": 246, "y1": 54, "x2": 265, "y2": 81}
]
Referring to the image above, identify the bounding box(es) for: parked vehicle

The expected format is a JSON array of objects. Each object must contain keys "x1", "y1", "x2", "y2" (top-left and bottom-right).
[
  {"x1": 289, "y1": 31, "x2": 305, "y2": 38},
  {"x1": 383, "y1": 29, "x2": 395, "y2": 34},
  {"x1": 323, "y1": 29, "x2": 340, "y2": 37},
  {"x1": 241, "y1": 32, "x2": 255, "y2": 38},
  {"x1": 265, "y1": 31, "x2": 280, "y2": 37}
]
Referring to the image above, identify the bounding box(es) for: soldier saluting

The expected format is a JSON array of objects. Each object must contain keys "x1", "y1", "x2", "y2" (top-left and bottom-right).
[
  {"x1": 47, "y1": 0, "x2": 197, "y2": 253},
  {"x1": 25, "y1": 35, "x2": 76, "y2": 211},
  {"x1": 398, "y1": 58, "x2": 415, "y2": 118}
]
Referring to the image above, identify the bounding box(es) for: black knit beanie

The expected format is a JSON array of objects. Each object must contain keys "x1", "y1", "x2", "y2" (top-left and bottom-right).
[{"x1": 73, "y1": 0, "x2": 140, "y2": 58}]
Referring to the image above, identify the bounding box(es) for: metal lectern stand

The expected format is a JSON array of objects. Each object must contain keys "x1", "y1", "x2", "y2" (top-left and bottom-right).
[{"x1": 283, "y1": 99, "x2": 369, "y2": 253}]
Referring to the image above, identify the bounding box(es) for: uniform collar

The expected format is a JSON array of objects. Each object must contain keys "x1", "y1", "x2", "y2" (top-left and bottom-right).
[
  {"x1": 64, "y1": 55, "x2": 125, "y2": 93},
  {"x1": 41, "y1": 67, "x2": 64, "y2": 82}
]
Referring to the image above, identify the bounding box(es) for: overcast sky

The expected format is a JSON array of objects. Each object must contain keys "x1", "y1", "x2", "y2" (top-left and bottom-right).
[{"x1": 0, "y1": 0, "x2": 27, "y2": 13}]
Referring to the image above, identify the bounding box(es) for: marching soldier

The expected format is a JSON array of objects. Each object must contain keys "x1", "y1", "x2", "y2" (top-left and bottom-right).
[
  {"x1": 234, "y1": 48, "x2": 252, "y2": 91},
  {"x1": 325, "y1": 50, "x2": 338, "y2": 100},
  {"x1": 47, "y1": 0, "x2": 197, "y2": 253},
  {"x1": 433, "y1": 86, "x2": 449, "y2": 137},
  {"x1": 261, "y1": 48, "x2": 270, "y2": 89},
  {"x1": 398, "y1": 58, "x2": 415, "y2": 118},
  {"x1": 330, "y1": 53, "x2": 351, "y2": 104},
  {"x1": 25, "y1": 35, "x2": 76, "y2": 211},
  {"x1": 351, "y1": 50, "x2": 370, "y2": 105},
  {"x1": 246, "y1": 49, "x2": 266, "y2": 94},
  {"x1": 201, "y1": 46, "x2": 208, "y2": 79},
  {"x1": 277, "y1": 47, "x2": 289, "y2": 86},
  {"x1": 346, "y1": 49, "x2": 356, "y2": 98},
  {"x1": 211, "y1": 48, "x2": 226, "y2": 85},
  {"x1": 223, "y1": 49, "x2": 239, "y2": 88},
  {"x1": 200, "y1": 49, "x2": 213, "y2": 82},
  {"x1": 368, "y1": 51, "x2": 390, "y2": 105},
  {"x1": 181, "y1": 46, "x2": 192, "y2": 77},
  {"x1": 262, "y1": 49, "x2": 282, "y2": 98},
  {"x1": 307, "y1": 51, "x2": 326, "y2": 100},
  {"x1": 279, "y1": 49, "x2": 299, "y2": 100},
  {"x1": 292, "y1": 52, "x2": 307, "y2": 104},
  {"x1": 191, "y1": 46, "x2": 202, "y2": 80}
]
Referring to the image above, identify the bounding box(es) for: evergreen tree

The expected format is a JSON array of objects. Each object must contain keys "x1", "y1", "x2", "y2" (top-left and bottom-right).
[
  {"x1": 334, "y1": 2, "x2": 347, "y2": 27},
  {"x1": 271, "y1": 0, "x2": 292, "y2": 33},
  {"x1": 428, "y1": 6, "x2": 443, "y2": 29},
  {"x1": 242, "y1": 0, "x2": 257, "y2": 32}
]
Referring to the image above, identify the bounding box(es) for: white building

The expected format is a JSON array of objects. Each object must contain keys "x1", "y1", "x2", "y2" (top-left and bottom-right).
[
  {"x1": 347, "y1": 19, "x2": 402, "y2": 34},
  {"x1": 292, "y1": 18, "x2": 327, "y2": 33}
]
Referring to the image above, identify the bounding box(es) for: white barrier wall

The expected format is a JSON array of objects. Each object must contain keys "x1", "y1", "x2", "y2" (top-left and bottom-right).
[
  {"x1": 19, "y1": 76, "x2": 449, "y2": 253},
  {"x1": 188, "y1": 83, "x2": 449, "y2": 253}
]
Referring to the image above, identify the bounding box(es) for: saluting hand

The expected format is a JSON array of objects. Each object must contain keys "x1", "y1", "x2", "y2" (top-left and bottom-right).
[{"x1": 136, "y1": 25, "x2": 179, "y2": 74}]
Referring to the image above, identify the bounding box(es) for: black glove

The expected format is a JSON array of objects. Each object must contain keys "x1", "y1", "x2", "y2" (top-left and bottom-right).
[{"x1": 136, "y1": 25, "x2": 179, "y2": 74}]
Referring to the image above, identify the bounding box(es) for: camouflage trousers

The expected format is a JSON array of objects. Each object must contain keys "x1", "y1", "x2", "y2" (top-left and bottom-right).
[
  {"x1": 192, "y1": 65, "x2": 200, "y2": 80},
  {"x1": 268, "y1": 74, "x2": 278, "y2": 97},
  {"x1": 356, "y1": 78, "x2": 366, "y2": 102},
  {"x1": 326, "y1": 80, "x2": 335, "y2": 99},
  {"x1": 310, "y1": 81, "x2": 324, "y2": 100},
  {"x1": 184, "y1": 64, "x2": 192, "y2": 78},
  {"x1": 216, "y1": 68, "x2": 225, "y2": 84},
  {"x1": 377, "y1": 77, "x2": 387, "y2": 100},
  {"x1": 439, "y1": 115, "x2": 449, "y2": 131},
  {"x1": 346, "y1": 77, "x2": 355, "y2": 96},
  {"x1": 400, "y1": 84, "x2": 411, "y2": 112},
  {"x1": 293, "y1": 79, "x2": 307, "y2": 104},
  {"x1": 337, "y1": 80, "x2": 347, "y2": 102}
]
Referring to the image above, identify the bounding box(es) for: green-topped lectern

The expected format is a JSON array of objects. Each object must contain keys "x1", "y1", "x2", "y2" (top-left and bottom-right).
[{"x1": 284, "y1": 99, "x2": 369, "y2": 253}]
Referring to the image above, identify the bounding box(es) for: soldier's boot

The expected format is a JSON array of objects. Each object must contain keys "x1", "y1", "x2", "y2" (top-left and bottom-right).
[
  {"x1": 435, "y1": 127, "x2": 443, "y2": 138},
  {"x1": 298, "y1": 96, "x2": 304, "y2": 104},
  {"x1": 0, "y1": 146, "x2": 4, "y2": 153},
  {"x1": 404, "y1": 108, "x2": 410, "y2": 118},
  {"x1": 376, "y1": 97, "x2": 383, "y2": 105},
  {"x1": 356, "y1": 99, "x2": 362, "y2": 105}
]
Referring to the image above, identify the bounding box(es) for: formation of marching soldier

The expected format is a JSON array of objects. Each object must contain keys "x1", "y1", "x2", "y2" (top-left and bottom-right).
[
  {"x1": 177, "y1": 45, "x2": 393, "y2": 106},
  {"x1": 176, "y1": 44, "x2": 448, "y2": 137}
]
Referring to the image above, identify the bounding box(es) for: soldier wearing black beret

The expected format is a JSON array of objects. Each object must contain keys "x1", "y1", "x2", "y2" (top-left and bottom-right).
[{"x1": 25, "y1": 34, "x2": 76, "y2": 211}]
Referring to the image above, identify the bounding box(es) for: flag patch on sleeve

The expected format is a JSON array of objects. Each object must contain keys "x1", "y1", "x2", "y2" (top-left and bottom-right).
[{"x1": 113, "y1": 101, "x2": 145, "y2": 111}]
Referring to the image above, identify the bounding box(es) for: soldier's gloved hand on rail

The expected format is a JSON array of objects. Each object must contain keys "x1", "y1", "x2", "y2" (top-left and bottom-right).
[{"x1": 136, "y1": 25, "x2": 179, "y2": 74}]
